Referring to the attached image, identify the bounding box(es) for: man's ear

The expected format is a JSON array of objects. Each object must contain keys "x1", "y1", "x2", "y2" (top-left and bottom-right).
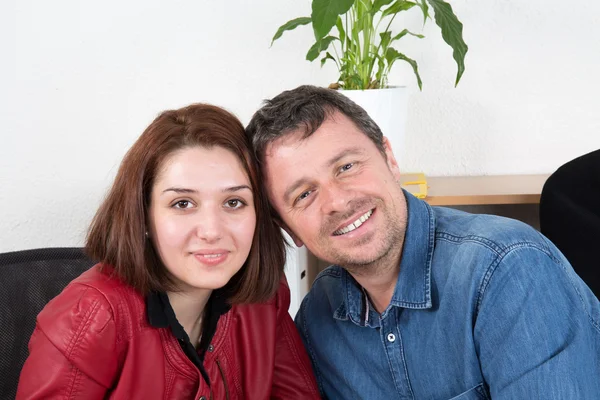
[
  {"x1": 273, "y1": 215, "x2": 304, "y2": 247},
  {"x1": 382, "y1": 136, "x2": 401, "y2": 180},
  {"x1": 282, "y1": 225, "x2": 305, "y2": 247}
]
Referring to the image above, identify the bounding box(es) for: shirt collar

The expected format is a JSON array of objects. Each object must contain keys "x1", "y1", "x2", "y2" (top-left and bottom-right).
[
  {"x1": 335, "y1": 190, "x2": 435, "y2": 325},
  {"x1": 146, "y1": 289, "x2": 231, "y2": 388},
  {"x1": 146, "y1": 289, "x2": 231, "y2": 335},
  {"x1": 146, "y1": 291, "x2": 170, "y2": 328}
]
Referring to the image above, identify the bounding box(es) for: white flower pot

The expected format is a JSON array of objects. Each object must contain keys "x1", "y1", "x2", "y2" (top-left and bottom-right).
[{"x1": 339, "y1": 86, "x2": 408, "y2": 165}]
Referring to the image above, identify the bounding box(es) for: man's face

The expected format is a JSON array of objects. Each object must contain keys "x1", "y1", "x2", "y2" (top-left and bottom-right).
[{"x1": 263, "y1": 112, "x2": 407, "y2": 271}]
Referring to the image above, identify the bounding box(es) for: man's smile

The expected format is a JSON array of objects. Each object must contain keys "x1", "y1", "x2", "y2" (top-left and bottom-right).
[{"x1": 333, "y1": 209, "x2": 374, "y2": 236}]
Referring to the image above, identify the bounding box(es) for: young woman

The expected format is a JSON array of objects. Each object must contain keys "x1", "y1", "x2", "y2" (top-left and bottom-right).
[{"x1": 16, "y1": 104, "x2": 320, "y2": 399}]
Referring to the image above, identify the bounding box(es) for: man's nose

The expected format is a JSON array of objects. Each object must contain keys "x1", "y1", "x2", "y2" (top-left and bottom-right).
[{"x1": 320, "y1": 183, "x2": 354, "y2": 215}]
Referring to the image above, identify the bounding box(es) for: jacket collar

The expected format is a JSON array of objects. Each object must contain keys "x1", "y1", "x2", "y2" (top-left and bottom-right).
[{"x1": 335, "y1": 191, "x2": 435, "y2": 326}]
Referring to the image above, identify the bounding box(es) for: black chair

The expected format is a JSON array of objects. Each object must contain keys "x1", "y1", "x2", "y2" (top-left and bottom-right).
[
  {"x1": 540, "y1": 149, "x2": 600, "y2": 298},
  {"x1": 0, "y1": 247, "x2": 95, "y2": 400}
]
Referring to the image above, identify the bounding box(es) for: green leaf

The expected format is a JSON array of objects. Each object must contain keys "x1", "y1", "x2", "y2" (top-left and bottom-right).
[
  {"x1": 336, "y1": 16, "x2": 346, "y2": 45},
  {"x1": 343, "y1": 73, "x2": 364, "y2": 90},
  {"x1": 271, "y1": 17, "x2": 312, "y2": 46},
  {"x1": 351, "y1": 16, "x2": 361, "y2": 49},
  {"x1": 391, "y1": 29, "x2": 425, "y2": 41},
  {"x1": 355, "y1": 0, "x2": 367, "y2": 19},
  {"x1": 379, "y1": 31, "x2": 391, "y2": 50},
  {"x1": 306, "y1": 35, "x2": 338, "y2": 61},
  {"x1": 416, "y1": 0, "x2": 429, "y2": 25},
  {"x1": 386, "y1": 47, "x2": 422, "y2": 90},
  {"x1": 353, "y1": 13, "x2": 371, "y2": 35},
  {"x1": 382, "y1": 0, "x2": 416, "y2": 18},
  {"x1": 426, "y1": 0, "x2": 468, "y2": 85},
  {"x1": 384, "y1": 47, "x2": 399, "y2": 65},
  {"x1": 375, "y1": 53, "x2": 386, "y2": 84},
  {"x1": 372, "y1": 0, "x2": 395, "y2": 14},
  {"x1": 321, "y1": 52, "x2": 337, "y2": 67},
  {"x1": 312, "y1": 0, "x2": 354, "y2": 40}
]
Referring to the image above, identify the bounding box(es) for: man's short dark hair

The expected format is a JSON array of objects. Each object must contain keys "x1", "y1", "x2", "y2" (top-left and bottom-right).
[{"x1": 246, "y1": 85, "x2": 385, "y2": 163}]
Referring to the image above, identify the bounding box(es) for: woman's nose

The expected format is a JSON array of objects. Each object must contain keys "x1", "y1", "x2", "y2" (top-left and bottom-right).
[{"x1": 195, "y1": 209, "x2": 223, "y2": 243}]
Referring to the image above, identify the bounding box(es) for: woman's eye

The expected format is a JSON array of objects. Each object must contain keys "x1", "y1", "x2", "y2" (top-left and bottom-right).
[
  {"x1": 225, "y1": 199, "x2": 245, "y2": 209},
  {"x1": 173, "y1": 200, "x2": 192, "y2": 209}
]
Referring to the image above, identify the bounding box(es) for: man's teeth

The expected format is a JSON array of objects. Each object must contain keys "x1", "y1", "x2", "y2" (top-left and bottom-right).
[{"x1": 334, "y1": 210, "x2": 373, "y2": 236}]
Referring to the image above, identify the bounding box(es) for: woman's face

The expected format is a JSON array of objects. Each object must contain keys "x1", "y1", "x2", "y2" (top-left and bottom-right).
[{"x1": 148, "y1": 146, "x2": 256, "y2": 295}]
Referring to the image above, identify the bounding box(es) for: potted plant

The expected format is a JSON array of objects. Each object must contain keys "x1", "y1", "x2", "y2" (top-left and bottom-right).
[{"x1": 271, "y1": 0, "x2": 468, "y2": 163}]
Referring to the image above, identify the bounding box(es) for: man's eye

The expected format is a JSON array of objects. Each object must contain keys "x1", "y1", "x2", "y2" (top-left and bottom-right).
[
  {"x1": 340, "y1": 163, "x2": 354, "y2": 172},
  {"x1": 296, "y1": 190, "x2": 312, "y2": 203},
  {"x1": 173, "y1": 200, "x2": 192, "y2": 209},
  {"x1": 225, "y1": 199, "x2": 245, "y2": 209}
]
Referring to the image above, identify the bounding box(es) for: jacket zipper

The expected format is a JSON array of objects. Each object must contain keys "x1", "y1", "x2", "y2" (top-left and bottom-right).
[{"x1": 215, "y1": 359, "x2": 230, "y2": 400}]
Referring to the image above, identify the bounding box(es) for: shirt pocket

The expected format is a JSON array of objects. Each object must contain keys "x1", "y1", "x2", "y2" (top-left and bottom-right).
[{"x1": 448, "y1": 383, "x2": 490, "y2": 400}]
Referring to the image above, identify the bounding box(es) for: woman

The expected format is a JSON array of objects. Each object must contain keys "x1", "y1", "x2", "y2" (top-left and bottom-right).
[{"x1": 16, "y1": 104, "x2": 321, "y2": 399}]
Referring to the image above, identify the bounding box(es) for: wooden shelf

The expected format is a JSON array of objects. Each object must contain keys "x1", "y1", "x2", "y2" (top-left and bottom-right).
[{"x1": 405, "y1": 174, "x2": 550, "y2": 206}]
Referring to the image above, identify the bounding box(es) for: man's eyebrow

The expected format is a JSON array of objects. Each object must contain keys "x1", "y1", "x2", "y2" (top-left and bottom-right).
[
  {"x1": 283, "y1": 178, "x2": 311, "y2": 204},
  {"x1": 282, "y1": 147, "x2": 366, "y2": 203},
  {"x1": 326, "y1": 147, "x2": 365, "y2": 167}
]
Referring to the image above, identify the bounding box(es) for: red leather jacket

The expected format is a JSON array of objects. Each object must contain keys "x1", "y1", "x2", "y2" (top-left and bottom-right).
[{"x1": 16, "y1": 265, "x2": 320, "y2": 399}]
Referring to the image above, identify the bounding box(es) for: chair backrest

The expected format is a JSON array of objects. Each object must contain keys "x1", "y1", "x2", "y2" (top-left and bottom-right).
[
  {"x1": 540, "y1": 149, "x2": 600, "y2": 298},
  {"x1": 0, "y1": 247, "x2": 96, "y2": 400}
]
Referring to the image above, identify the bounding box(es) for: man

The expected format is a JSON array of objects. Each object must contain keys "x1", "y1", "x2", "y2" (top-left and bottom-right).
[{"x1": 246, "y1": 85, "x2": 600, "y2": 399}]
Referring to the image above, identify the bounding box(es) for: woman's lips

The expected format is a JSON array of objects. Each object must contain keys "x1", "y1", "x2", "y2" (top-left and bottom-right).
[{"x1": 193, "y1": 250, "x2": 229, "y2": 266}]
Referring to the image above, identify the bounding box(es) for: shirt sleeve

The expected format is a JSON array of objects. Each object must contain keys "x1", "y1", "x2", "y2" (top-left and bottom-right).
[
  {"x1": 16, "y1": 284, "x2": 119, "y2": 399},
  {"x1": 270, "y1": 278, "x2": 321, "y2": 399},
  {"x1": 474, "y1": 244, "x2": 600, "y2": 398}
]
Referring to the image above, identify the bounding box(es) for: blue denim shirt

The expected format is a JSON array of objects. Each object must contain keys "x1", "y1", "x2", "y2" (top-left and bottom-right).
[{"x1": 295, "y1": 192, "x2": 600, "y2": 399}]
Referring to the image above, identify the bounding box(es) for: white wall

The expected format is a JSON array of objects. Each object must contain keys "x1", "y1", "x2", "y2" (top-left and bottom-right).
[{"x1": 2, "y1": 0, "x2": 599, "y2": 255}]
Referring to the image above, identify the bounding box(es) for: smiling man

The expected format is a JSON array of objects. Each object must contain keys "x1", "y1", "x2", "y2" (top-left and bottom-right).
[{"x1": 246, "y1": 85, "x2": 600, "y2": 399}]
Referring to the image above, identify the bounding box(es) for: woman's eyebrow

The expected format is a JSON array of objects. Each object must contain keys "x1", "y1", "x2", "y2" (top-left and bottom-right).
[
  {"x1": 162, "y1": 187, "x2": 197, "y2": 194},
  {"x1": 162, "y1": 185, "x2": 251, "y2": 194},
  {"x1": 222, "y1": 185, "x2": 252, "y2": 193}
]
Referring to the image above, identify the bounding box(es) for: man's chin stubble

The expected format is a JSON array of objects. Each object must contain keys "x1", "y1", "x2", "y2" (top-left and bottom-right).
[{"x1": 329, "y1": 222, "x2": 405, "y2": 277}]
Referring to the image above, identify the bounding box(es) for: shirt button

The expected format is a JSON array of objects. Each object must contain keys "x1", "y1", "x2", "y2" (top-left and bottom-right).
[
  {"x1": 199, "y1": 397, "x2": 206, "y2": 400},
  {"x1": 387, "y1": 333, "x2": 396, "y2": 343},
  {"x1": 208, "y1": 344, "x2": 214, "y2": 352}
]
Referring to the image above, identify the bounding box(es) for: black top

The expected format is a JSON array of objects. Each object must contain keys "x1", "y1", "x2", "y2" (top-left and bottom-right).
[
  {"x1": 540, "y1": 148, "x2": 600, "y2": 298},
  {"x1": 146, "y1": 290, "x2": 231, "y2": 386}
]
